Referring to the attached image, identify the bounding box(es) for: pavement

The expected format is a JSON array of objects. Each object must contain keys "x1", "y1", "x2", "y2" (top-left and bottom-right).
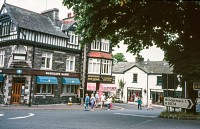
[{"x1": 0, "y1": 103, "x2": 122, "y2": 110}]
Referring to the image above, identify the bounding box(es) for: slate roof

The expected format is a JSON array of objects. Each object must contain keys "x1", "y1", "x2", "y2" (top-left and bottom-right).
[
  {"x1": 112, "y1": 61, "x2": 173, "y2": 74},
  {"x1": 3, "y1": 3, "x2": 68, "y2": 38}
]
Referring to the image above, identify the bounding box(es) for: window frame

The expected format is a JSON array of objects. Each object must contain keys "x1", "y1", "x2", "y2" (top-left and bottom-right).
[
  {"x1": 101, "y1": 39, "x2": 110, "y2": 52},
  {"x1": 157, "y1": 76, "x2": 162, "y2": 86},
  {"x1": 91, "y1": 40, "x2": 100, "y2": 51},
  {"x1": 133, "y1": 73, "x2": 138, "y2": 83},
  {"x1": 41, "y1": 52, "x2": 53, "y2": 69},
  {"x1": 68, "y1": 31, "x2": 78, "y2": 45},
  {"x1": 0, "y1": 50, "x2": 5, "y2": 67},
  {"x1": 62, "y1": 85, "x2": 77, "y2": 94},
  {"x1": 66, "y1": 55, "x2": 75, "y2": 71},
  {"x1": 88, "y1": 58, "x2": 101, "y2": 74},
  {"x1": 101, "y1": 59, "x2": 112, "y2": 75},
  {"x1": 36, "y1": 84, "x2": 54, "y2": 94}
]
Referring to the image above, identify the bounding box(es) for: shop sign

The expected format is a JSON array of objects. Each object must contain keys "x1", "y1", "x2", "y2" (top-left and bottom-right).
[
  {"x1": 87, "y1": 75, "x2": 100, "y2": 81},
  {"x1": 45, "y1": 71, "x2": 69, "y2": 76},
  {"x1": 101, "y1": 75, "x2": 113, "y2": 82},
  {"x1": 193, "y1": 83, "x2": 200, "y2": 90}
]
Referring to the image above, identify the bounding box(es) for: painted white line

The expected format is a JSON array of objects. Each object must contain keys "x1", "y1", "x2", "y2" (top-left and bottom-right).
[
  {"x1": 0, "y1": 113, "x2": 4, "y2": 117},
  {"x1": 114, "y1": 113, "x2": 157, "y2": 118},
  {"x1": 8, "y1": 113, "x2": 35, "y2": 120},
  {"x1": 137, "y1": 120, "x2": 152, "y2": 126}
]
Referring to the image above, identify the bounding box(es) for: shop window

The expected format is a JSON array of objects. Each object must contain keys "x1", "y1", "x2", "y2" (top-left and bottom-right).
[
  {"x1": 133, "y1": 74, "x2": 138, "y2": 83},
  {"x1": 91, "y1": 40, "x2": 100, "y2": 50},
  {"x1": 36, "y1": 84, "x2": 53, "y2": 94},
  {"x1": 68, "y1": 31, "x2": 78, "y2": 45},
  {"x1": 41, "y1": 52, "x2": 52, "y2": 69},
  {"x1": 157, "y1": 76, "x2": 162, "y2": 86},
  {"x1": 101, "y1": 39, "x2": 110, "y2": 52},
  {"x1": 101, "y1": 59, "x2": 112, "y2": 75},
  {"x1": 0, "y1": 50, "x2": 5, "y2": 67},
  {"x1": 66, "y1": 55, "x2": 75, "y2": 71},
  {"x1": 88, "y1": 58, "x2": 101, "y2": 74},
  {"x1": 62, "y1": 85, "x2": 77, "y2": 94}
]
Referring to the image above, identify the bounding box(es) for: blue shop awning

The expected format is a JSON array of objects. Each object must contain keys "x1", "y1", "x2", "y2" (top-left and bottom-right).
[
  {"x1": 62, "y1": 78, "x2": 80, "y2": 85},
  {"x1": 0, "y1": 74, "x2": 3, "y2": 82},
  {"x1": 36, "y1": 76, "x2": 58, "y2": 84}
]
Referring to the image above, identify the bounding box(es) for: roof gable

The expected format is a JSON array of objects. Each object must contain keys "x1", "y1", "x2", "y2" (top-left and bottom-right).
[{"x1": 3, "y1": 3, "x2": 67, "y2": 38}]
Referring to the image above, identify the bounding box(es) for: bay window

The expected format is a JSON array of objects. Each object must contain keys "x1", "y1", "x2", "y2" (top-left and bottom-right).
[
  {"x1": 88, "y1": 58, "x2": 101, "y2": 74},
  {"x1": 101, "y1": 59, "x2": 112, "y2": 75}
]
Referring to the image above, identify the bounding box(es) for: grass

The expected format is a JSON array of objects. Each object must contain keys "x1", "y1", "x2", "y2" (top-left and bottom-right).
[{"x1": 159, "y1": 111, "x2": 200, "y2": 120}]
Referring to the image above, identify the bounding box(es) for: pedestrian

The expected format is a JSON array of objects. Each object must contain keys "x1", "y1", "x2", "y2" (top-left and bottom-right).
[
  {"x1": 147, "y1": 98, "x2": 153, "y2": 110},
  {"x1": 106, "y1": 96, "x2": 112, "y2": 110},
  {"x1": 84, "y1": 93, "x2": 90, "y2": 111},
  {"x1": 95, "y1": 92, "x2": 99, "y2": 108},
  {"x1": 90, "y1": 94, "x2": 96, "y2": 111},
  {"x1": 100, "y1": 93, "x2": 106, "y2": 108},
  {"x1": 137, "y1": 97, "x2": 142, "y2": 110}
]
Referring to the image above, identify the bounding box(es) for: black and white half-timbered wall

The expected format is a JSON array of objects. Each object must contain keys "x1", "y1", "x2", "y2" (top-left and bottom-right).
[{"x1": 0, "y1": 3, "x2": 82, "y2": 105}]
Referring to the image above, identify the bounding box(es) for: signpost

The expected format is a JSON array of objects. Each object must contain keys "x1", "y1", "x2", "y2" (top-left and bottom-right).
[{"x1": 164, "y1": 97, "x2": 194, "y2": 109}]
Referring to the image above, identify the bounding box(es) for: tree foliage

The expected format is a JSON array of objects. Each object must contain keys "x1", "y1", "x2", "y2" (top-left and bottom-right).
[
  {"x1": 113, "y1": 53, "x2": 127, "y2": 63},
  {"x1": 63, "y1": 0, "x2": 200, "y2": 81}
]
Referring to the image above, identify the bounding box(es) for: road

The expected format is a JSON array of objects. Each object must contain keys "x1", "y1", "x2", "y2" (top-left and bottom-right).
[{"x1": 0, "y1": 103, "x2": 199, "y2": 129}]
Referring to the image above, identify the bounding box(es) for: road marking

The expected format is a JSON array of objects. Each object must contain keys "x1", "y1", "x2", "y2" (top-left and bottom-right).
[
  {"x1": 8, "y1": 113, "x2": 35, "y2": 120},
  {"x1": 137, "y1": 120, "x2": 152, "y2": 126},
  {"x1": 114, "y1": 113, "x2": 157, "y2": 118},
  {"x1": 0, "y1": 113, "x2": 4, "y2": 117}
]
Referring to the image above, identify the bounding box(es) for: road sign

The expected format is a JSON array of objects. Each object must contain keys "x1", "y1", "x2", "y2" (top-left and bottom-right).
[
  {"x1": 193, "y1": 83, "x2": 200, "y2": 90},
  {"x1": 196, "y1": 98, "x2": 200, "y2": 104},
  {"x1": 164, "y1": 97, "x2": 194, "y2": 109}
]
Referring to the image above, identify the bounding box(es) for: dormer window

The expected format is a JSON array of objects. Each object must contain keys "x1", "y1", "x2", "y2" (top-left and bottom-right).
[
  {"x1": 101, "y1": 39, "x2": 110, "y2": 52},
  {"x1": 68, "y1": 31, "x2": 78, "y2": 45},
  {"x1": 13, "y1": 45, "x2": 27, "y2": 60},
  {"x1": 91, "y1": 40, "x2": 100, "y2": 51}
]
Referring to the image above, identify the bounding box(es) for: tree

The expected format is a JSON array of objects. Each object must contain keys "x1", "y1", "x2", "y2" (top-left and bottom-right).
[
  {"x1": 63, "y1": 0, "x2": 200, "y2": 113},
  {"x1": 113, "y1": 53, "x2": 127, "y2": 63},
  {"x1": 118, "y1": 79, "x2": 126, "y2": 101}
]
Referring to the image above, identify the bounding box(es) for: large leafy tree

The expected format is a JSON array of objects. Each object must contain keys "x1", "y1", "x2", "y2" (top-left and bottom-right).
[
  {"x1": 113, "y1": 53, "x2": 127, "y2": 63},
  {"x1": 63, "y1": 0, "x2": 200, "y2": 112}
]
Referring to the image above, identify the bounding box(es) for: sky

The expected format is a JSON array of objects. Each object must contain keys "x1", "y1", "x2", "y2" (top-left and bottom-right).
[{"x1": 0, "y1": 0, "x2": 164, "y2": 62}]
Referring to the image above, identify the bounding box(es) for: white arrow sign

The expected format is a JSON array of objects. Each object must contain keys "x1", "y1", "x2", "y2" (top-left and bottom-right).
[{"x1": 164, "y1": 97, "x2": 194, "y2": 109}]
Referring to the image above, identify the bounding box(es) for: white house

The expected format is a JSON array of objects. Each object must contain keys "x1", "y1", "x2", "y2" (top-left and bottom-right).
[{"x1": 112, "y1": 57, "x2": 178, "y2": 106}]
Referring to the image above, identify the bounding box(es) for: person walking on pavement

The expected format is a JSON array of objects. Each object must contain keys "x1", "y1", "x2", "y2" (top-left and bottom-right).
[
  {"x1": 84, "y1": 93, "x2": 90, "y2": 111},
  {"x1": 137, "y1": 97, "x2": 142, "y2": 110},
  {"x1": 95, "y1": 92, "x2": 99, "y2": 108},
  {"x1": 147, "y1": 98, "x2": 153, "y2": 110},
  {"x1": 90, "y1": 94, "x2": 96, "y2": 111},
  {"x1": 106, "y1": 96, "x2": 112, "y2": 110},
  {"x1": 100, "y1": 93, "x2": 106, "y2": 108}
]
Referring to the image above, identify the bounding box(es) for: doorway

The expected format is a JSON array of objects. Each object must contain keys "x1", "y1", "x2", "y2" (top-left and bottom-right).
[{"x1": 11, "y1": 78, "x2": 25, "y2": 104}]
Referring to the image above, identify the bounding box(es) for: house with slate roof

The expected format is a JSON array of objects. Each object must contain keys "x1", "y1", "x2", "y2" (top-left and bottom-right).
[
  {"x1": 113, "y1": 57, "x2": 181, "y2": 106},
  {"x1": 0, "y1": 3, "x2": 82, "y2": 105}
]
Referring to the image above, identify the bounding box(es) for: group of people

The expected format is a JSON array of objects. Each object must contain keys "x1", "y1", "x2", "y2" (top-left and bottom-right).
[{"x1": 84, "y1": 92, "x2": 112, "y2": 111}]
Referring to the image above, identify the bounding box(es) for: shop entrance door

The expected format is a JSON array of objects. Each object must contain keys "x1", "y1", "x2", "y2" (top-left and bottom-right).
[{"x1": 11, "y1": 83, "x2": 22, "y2": 104}]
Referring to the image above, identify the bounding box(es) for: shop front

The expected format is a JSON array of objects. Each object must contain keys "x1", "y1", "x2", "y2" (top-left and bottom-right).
[
  {"x1": 127, "y1": 87, "x2": 142, "y2": 102},
  {"x1": 150, "y1": 89, "x2": 163, "y2": 104},
  {"x1": 0, "y1": 74, "x2": 4, "y2": 104},
  {"x1": 0, "y1": 68, "x2": 81, "y2": 105}
]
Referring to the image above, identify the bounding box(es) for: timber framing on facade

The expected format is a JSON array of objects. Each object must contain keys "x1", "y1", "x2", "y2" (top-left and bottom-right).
[{"x1": 0, "y1": 3, "x2": 82, "y2": 105}]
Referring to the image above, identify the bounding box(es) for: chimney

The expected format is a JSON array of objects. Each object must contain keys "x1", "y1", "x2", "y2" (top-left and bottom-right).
[
  {"x1": 135, "y1": 56, "x2": 144, "y2": 63},
  {"x1": 41, "y1": 8, "x2": 59, "y2": 24}
]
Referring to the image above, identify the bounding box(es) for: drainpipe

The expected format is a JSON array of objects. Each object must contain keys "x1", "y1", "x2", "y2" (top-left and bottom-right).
[{"x1": 147, "y1": 73, "x2": 149, "y2": 106}]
